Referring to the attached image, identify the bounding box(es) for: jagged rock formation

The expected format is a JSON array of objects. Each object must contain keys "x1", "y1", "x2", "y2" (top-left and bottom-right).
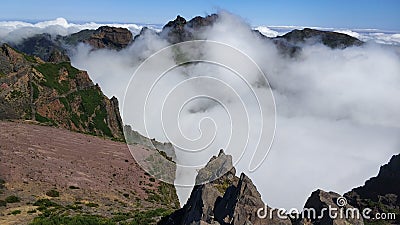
[
  {"x1": 159, "y1": 151, "x2": 292, "y2": 225},
  {"x1": 160, "y1": 14, "x2": 218, "y2": 44},
  {"x1": 0, "y1": 43, "x2": 124, "y2": 139},
  {"x1": 65, "y1": 26, "x2": 133, "y2": 49},
  {"x1": 275, "y1": 28, "x2": 363, "y2": 49},
  {"x1": 345, "y1": 154, "x2": 400, "y2": 224},
  {"x1": 293, "y1": 189, "x2": 364, "y2": 225}
]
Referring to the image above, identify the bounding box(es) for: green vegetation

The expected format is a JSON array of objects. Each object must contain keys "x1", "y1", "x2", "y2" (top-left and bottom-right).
[
  {"x1": 146, "y1": 183, "x2": 180, "y2": 208},
  {"x1": 45, "y1": 189, "x2": 60, "y2": 197},
  {"x1": 67, "y1": 88, "x2": 112, "y2": 137},
  {"x1": 32, "y1": 83, "x2": 39, "y2": 100},
  {"x1": 35, "y1": 113, "x2": 54, "y2": 125},
  {"x1": 35, "y1": 62, "x2": 79, "y2": 94},
  {"x1": 0, "y1": 200, "x2": 6, "y2": 207},
  {"x1": 27, "y1": 209, "x2": 37, "y2": 214},
  {"x1": 85, "y1": 202, "x2": 99, "y2": 208},
  {"x1": 23, "y1": 53, "x2": 37, "y2": 63},
  {"x1": 0, "y1": 178, "x2": 5, "y2": 189},
  {"x1": 5, "y1": 195, "x2": 20, "y2": 203},
  {"x1": 9, "y1": 210, "x2": 21, "y2": 215},
  {"x1": 29, "y1": 208, "x2": 173, "y2": 225},
  {"x1": 66, "y1": 204, "x2": 82, "y2": 210},
  {"x1": 33, "y1": 199, "x2": 59, "y2": 208},
  {"x1": 30, "y1": 214, "x2": 115, "y2": 225},
  {"x1": 214, "y1": 179, "x2": 231, "y2": 194},
  {"x1": 10, "y1": 90, "x2": 23, "y2": 98}
]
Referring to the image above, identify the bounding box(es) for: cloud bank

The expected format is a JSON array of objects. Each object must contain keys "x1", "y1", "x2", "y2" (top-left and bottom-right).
[
  {"x1": 1, "y1": 15, "x2": 399, "y2": 210},
  {"x1": 0, "y1": 17, "x2": 160, "y2": 44},
  {"x1": 67, "y1": 12, "x2": 400, "y2": 210}
]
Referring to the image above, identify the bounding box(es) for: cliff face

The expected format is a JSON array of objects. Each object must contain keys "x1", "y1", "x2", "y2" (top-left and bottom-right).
[
  {"x1": 345, "y1": 154, "x2": 400, "y2": 224},
  {"x1": 65, "y1": 26, "x2": 133, "y2": 49},
  {"x1": 0, "y1": 44, "x2": 124, "y2": 139}
]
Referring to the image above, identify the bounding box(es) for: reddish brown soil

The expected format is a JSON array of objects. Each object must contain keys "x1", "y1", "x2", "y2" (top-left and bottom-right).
[{"x1": 0, "y1": 121, "x2": 173, "y2": 224}]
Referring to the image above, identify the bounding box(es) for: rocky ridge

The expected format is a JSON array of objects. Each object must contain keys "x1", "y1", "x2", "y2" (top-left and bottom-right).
[{"x1": 345, "y1": 154, "x2": 400, "y2": 224}]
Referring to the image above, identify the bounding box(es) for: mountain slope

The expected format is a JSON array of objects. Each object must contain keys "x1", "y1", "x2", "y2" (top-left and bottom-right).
[
  {"x1": 0, "y1": 43, "x2": 124, "y2": 139},
  {"x1": 0, "y1": 121, "x2": 179, "y2": 224}
]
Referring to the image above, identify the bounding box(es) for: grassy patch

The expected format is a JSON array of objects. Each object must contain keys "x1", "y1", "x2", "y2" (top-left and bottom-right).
[
  {"x1": 32, "y1": 83, "x2": 39, "y2": 100},
  {"x1": 85, "y1": 202, "x2": 99, "y2": 208},
  {"x1": 30, "y1": 214, "x2": 115, "y2": 225},
  {"x1": 35, "y1": 113, "x2": 54, "y2": 125},
  {"x1": 45, "y1": 189, "x2": 60, "y2": 198},
  {"x1": 67, "y1": 88, "x2": 113, "y2": 137},
  {"x1": 5, "y1": 195, "x2": 20, "y2": 203},
  {"x1": 33, "y1": 199, "x2": 59, "y2": 208},
  {"x1": 35, "y1": 62, "x2": 79, "y2": 94},
  {"x1": 9, "y1": 210, "x2": 21, "y2": 215}
]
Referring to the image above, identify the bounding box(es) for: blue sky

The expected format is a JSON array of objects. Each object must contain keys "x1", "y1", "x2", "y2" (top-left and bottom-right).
[{"x1": 1, "y1": 0, "x2": 400, "y2": 30}]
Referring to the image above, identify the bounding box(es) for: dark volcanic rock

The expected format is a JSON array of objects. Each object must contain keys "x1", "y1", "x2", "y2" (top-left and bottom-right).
[
  {"x1": 159, "y1": 151, "x2": 291, "y2": 225},
  {"x1": 345, "y1": 154, "x2": 400, "y2": 224},
  {"x1": 160, "y1": 14, "x2": 218, "y2": 44},
  {"x1": 276, "y1": 28, "x2": 363, "y2": 49},
  {"x1": 297, "y1": 189, "x2": 364, "y2": 225},
  {"x1": 66, "y1": 26, "x2": 133, "y2": 50}
]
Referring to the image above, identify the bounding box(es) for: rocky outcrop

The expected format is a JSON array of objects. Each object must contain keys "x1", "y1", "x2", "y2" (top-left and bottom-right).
[
  {"x1": 66, "y1": 26, "x2": 133, "y2": 50},
  {"x1": 275, "y1": 28, "x2": 363, "y2": 49},
  {"x1": 159, "y1": 151, "x2": 291, "y2": 225},
  {"x1": 345, "y1": 154, "x2": 400, "y2": 224},
  {"x1": 0, "y1": 43, "x2": 124, "y2": 139},
  {"x1": 294, "y1": 190, "x2": 364, "y2": 225},
  {"x1": 160, "y1": 14, "x2": 218, "y2": 44}
]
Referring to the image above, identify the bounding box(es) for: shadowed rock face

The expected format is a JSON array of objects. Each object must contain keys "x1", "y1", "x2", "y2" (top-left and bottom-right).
[
  {"x1": 158, "y1": 151, "x2": 292, "y2": 225},
  {"x1": 345, "y1": 154, "x2": 400, "y2": 224},
  {"x1": 276, "y1": 28, "x2": 363, "y2": 49},
  {"x1": 295, "y1": 190, "x2": 364, "y2": 225},
  {"x1": 160, "y1": 14, "x2": 219, "y2": 44}
]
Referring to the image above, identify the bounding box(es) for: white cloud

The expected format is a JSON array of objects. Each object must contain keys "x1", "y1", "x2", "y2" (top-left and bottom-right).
[
  {"x1": 254, "y1": 26, "x2": 280, "y2": 37},
  {"x1": 69, "y1": 12, "x2": 400, "y2": 210},
  {"x1": 0, "y1": 17, "x2": 161, "y2": 44}
]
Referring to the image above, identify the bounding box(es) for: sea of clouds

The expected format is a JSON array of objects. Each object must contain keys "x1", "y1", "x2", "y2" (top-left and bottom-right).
[{"x1": 1, "y1": 14, "x2": 399, "y2": 210}]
